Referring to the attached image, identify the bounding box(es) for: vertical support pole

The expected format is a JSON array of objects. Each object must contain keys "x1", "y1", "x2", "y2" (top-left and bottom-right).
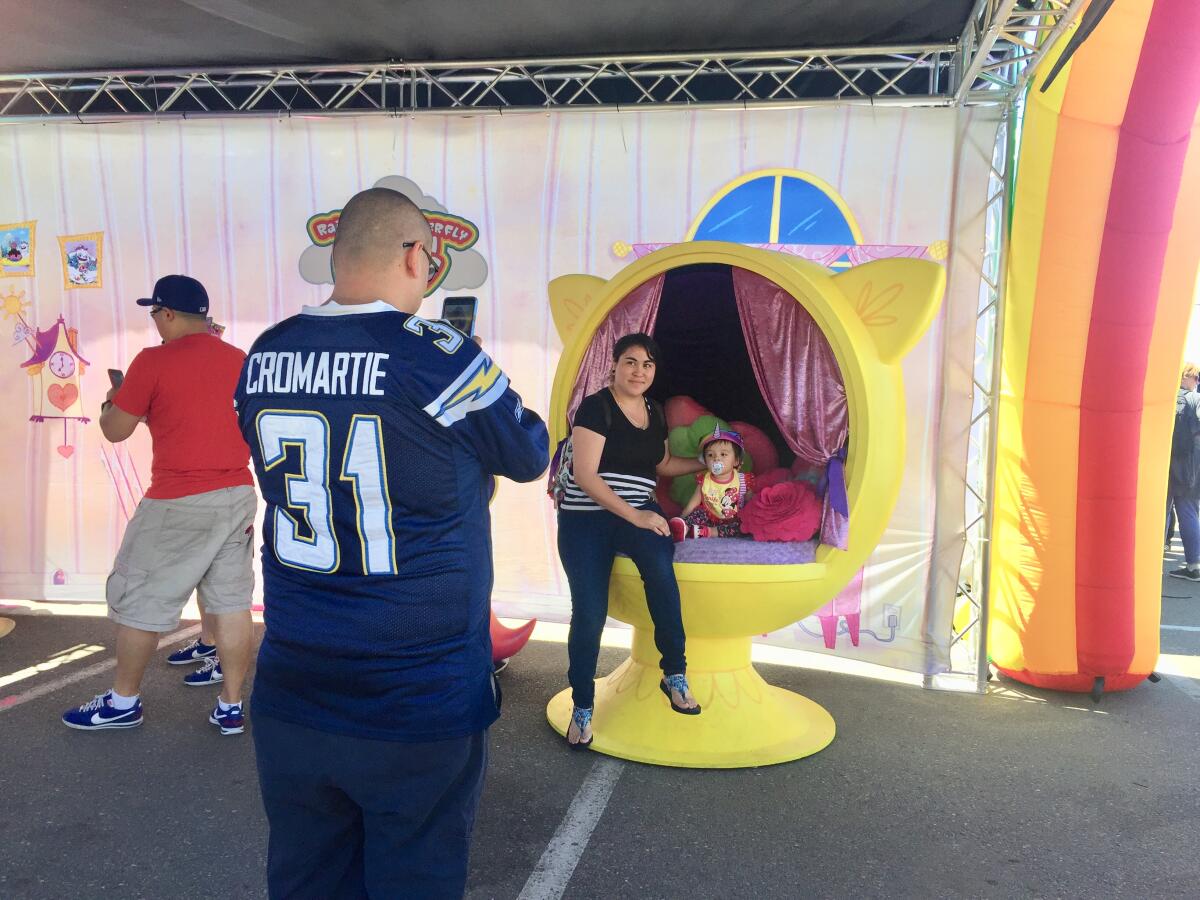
[
  {"x1": 947, "y1": 98, "x2": 1015, "y2": 692},
  {"x1": 974, "y1": 99, "x2": 1017, "y2": 691}
]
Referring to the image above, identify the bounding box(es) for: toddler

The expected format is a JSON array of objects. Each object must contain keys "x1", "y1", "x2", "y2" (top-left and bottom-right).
[{"x1": 670, "y1": 429, "x2": 754, "y2": 541}]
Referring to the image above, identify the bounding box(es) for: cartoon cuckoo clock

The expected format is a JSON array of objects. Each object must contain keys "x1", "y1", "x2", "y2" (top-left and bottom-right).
[{"x1": 20, "y1": 314, "x2": 90, "y2": 457}]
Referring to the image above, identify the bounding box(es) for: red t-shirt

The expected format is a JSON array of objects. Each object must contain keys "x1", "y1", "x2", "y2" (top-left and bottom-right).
[{"x1": 114, "y1": 332, "x2": 253, "y2": 500}]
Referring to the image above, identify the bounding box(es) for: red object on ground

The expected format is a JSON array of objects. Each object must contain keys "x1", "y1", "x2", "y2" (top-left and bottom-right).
[
  {"x1": 491, "y1": 611, "x2": 536, "y2": 662},
  {"x1": 741, "y1": 481, "x2": 822, "y2": 543}
]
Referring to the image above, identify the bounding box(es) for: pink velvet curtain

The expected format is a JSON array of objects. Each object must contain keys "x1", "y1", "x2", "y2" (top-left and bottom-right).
[
  {"x1": 731, "y1": 267, "x2": 850, "y2": 549},
  {"x1": 566, "y1": 274, "x2": 665, "y2": 424}
]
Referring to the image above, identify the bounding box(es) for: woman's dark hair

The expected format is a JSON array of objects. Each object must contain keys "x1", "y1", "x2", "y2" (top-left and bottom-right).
[{"x1": 612, "y1": 332, "x2": 661, "y2": 364}]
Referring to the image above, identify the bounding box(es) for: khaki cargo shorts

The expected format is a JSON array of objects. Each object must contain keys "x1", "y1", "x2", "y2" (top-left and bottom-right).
[{"x1": 107, "y1": 485, "x2": 257, "y2": 633}]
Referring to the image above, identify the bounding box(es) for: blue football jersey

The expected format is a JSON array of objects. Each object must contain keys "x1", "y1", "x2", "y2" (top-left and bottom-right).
[{"x1": 235, "y1": 300, "x2": 549, "y2": 741}]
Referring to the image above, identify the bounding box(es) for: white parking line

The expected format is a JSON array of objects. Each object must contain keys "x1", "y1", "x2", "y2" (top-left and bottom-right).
[
  {"x1": 0, "y1": 624, "x2": 200, "y2": 713},
  {"x1": 1161, "y1": 624, "x2": 1200, "y2": 632},
  {"x1": 518, "y1": 757, "x2": 625, "y2": 900}
]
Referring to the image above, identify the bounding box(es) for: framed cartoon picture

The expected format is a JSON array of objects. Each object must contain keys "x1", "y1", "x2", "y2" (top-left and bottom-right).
[
  {"x1": 0, "y1": 221, "x2": 36, "y2": 278},
  {"x1": 58, "y1": 232, "x2": 103, "y2": 289}
]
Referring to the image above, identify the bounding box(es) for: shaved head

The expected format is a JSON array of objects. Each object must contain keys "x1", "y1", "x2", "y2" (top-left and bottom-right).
[{"x1": 332, "y1": 187, "x2": 432, "y2": 273}]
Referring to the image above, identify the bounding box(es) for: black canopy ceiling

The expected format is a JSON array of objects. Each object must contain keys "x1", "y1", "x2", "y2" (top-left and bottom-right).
[{"x1": 3, "y1": 1, "x2": 974, "y2": 73}]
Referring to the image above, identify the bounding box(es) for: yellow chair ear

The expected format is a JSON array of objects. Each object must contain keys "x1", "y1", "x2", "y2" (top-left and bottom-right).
[
  {"x1": 548, "y1": 274, "x2": 608, "y2": 344},
  {"x1": 832, "y1": 259, "x2": 946, "y2": 363}
]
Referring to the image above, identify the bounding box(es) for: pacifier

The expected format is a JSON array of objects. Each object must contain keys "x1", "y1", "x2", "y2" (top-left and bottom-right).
[{"x1": 709, "y1": 460, "x2": 727, "y2": 476}]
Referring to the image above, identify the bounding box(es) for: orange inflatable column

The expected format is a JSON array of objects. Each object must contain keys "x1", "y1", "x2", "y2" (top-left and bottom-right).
[{"x1": 990, "y1": 0, "x2": 1200, "y2": 692}]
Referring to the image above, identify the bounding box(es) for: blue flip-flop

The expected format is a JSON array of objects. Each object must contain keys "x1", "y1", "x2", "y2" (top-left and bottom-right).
[
  {"x1": 568, "y1": 706, "x2": 594, "y2": 749},
  {"x1": 660, "y1": 674, "x2": 701, "y2": 715}
]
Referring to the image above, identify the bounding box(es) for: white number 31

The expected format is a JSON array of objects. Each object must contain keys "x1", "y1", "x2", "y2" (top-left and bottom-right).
[{"x1": 256, "y1": 410, "x2": 397, "y2": 575}]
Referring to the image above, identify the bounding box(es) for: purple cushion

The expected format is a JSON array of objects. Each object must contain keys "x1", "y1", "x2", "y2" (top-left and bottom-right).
[{"x1": 622, "y1": 538, "x2": 818, "y2": 566}]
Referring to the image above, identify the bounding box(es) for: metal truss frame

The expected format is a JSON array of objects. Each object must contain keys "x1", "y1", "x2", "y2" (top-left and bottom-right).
[
  {"x1": 0, "y1": 0, "x2": 1088, "y2": 122},
  {"x1": 948, "y1": 104, "x2": 1017, "y2": 691},
  {"x1": 0, "y1": 46, "x2": 961, "y2": 122},
  {"x1": 0, "y1": 0, "x2": 1091, "y2": 125},
  {"x1": 956, "y1": 0, "x2": 1089, "y2": 103}
]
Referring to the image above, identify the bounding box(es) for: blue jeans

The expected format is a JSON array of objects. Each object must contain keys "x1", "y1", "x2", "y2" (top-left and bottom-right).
[
  {"x1": 253, "y1": 713, "x2": 487, "y2": 899},
  {"x1": 557, "y1": 504, "x2": 686, "y2": 708},
  {"x1": 1166, "y1": 488, "x2": 1200, "y2": 565}
]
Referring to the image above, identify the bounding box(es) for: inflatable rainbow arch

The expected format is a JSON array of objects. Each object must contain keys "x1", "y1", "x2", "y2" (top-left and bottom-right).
[{"x1": 990, "y1": 0, "x2": 1200, "y2": 693}]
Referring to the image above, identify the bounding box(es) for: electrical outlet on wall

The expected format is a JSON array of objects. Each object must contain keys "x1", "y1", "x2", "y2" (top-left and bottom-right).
[{"x1": 884, "y1": 605, "x2": 901, "y2": 629}]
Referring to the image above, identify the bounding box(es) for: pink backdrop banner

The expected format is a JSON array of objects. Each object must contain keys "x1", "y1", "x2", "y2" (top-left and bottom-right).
[{"x1": 0, "y1": 106, "x2": 1000, "y2": 677}]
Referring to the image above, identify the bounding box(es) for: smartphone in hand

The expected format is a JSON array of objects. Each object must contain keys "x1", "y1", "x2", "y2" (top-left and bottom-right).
[
  {"x1": 107, "y1": 368, "x2": 125, "y2": 389},
  {"x1": 441, "y1": 296, "x2": 478, "y2": 339}
]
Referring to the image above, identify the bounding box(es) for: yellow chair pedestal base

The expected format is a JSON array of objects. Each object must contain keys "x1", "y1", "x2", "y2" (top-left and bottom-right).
[{"x1": 546, "y1": 630, "x2": 836, "y2": 769}]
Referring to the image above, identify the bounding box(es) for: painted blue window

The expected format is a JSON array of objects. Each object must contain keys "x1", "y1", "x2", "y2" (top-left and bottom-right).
[
  {"x1": 777, "y1": 177, "x2": 856, "y2": 245},
  {"x1": 692, "y1": 176, "x2": 775, "y2": 243},
  {"x1": 691, "y1": 174, "x2": 857, "y2": 255}
]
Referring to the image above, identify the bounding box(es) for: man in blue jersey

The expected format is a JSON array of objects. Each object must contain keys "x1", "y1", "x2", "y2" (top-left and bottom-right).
[{"x1": 237, "y1": 187, "x2": 548, "y2": 899}]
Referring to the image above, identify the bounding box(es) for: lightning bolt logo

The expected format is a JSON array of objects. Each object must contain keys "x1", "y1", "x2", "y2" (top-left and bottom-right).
[{"x1": 423, "y1": 354, "x2": 510, "y2": 426}]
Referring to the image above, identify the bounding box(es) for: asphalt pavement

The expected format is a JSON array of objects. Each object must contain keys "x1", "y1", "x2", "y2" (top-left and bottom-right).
[{"x1": 0, "y1": 553, "x2": 1197, "y2": 900}]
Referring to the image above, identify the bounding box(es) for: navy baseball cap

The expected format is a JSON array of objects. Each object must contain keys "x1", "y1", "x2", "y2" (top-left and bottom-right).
[{"x1": 136, "y1": 275, "x2": 209, "y2": 315}]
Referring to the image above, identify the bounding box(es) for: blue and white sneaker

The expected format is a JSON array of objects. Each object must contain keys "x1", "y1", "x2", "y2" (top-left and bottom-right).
[
  {"x1": 167, "y1": 638, "x2": 217, "y2": 665},
  {"x1": 62, "y1": 691, "x2": 143, "y2": 731},
  {"x1": 183, "y1": 657, "x2": 223, "y2": 687},
  {"x1": 209, "y1": 701, "x2": 244, "y2": 736}
]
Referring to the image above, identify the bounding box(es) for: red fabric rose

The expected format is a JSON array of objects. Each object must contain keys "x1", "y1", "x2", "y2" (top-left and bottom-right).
[
  {"x1": 755, "y1": 467, "x2": 792, "y2": 490},
  {"x1": 740, "y1": 480, "x2": 822, "y2": 543}
]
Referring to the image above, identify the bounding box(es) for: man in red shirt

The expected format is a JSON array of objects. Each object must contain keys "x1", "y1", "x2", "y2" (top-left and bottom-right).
[{"x1": 62, "y1": 275, "x2": 257, "y2": 736}]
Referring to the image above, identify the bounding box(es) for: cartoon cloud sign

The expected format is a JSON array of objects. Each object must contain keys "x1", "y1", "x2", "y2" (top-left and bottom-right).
[{"x1": 298, "y1": 176, "x2": 489, "y2": 294}]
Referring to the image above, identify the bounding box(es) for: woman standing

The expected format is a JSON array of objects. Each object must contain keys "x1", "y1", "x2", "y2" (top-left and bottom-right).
[{"x1": 557, "y1": 333, "x2": 705, "y2": 747}]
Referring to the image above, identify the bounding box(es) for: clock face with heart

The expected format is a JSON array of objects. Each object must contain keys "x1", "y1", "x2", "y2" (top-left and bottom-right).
[{"x1": 48, "y1": 350, "x2": 75, "y2": 379}]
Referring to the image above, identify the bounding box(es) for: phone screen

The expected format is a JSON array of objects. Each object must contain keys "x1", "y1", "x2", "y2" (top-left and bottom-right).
[
  {"x1": 441, "y1": 296, "x2": 478, "y2": 338},
  {"x1": 107, "y1": 368, "x2": 125, "y2": 389}
]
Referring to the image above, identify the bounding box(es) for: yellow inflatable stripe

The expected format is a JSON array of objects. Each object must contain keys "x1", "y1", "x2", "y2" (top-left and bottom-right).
[{"x1": 989, "y1": 29, "x2": 1074, "y2": 674}]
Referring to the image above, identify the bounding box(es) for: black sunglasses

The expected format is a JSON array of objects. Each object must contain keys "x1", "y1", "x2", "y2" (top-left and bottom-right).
[{"x1": 402, "y1": 241, "x2": 442, "y2": 281}]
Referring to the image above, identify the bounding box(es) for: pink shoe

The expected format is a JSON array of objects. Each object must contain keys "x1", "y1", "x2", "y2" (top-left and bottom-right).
[{"x1": 669, "y1": 518, "x2": 687, "y2": 543}]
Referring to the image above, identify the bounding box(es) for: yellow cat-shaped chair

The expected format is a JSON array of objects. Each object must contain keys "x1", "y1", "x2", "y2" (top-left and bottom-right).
[{"x1": 547, "y1": 241, "x2": 944, "y2": 767}]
